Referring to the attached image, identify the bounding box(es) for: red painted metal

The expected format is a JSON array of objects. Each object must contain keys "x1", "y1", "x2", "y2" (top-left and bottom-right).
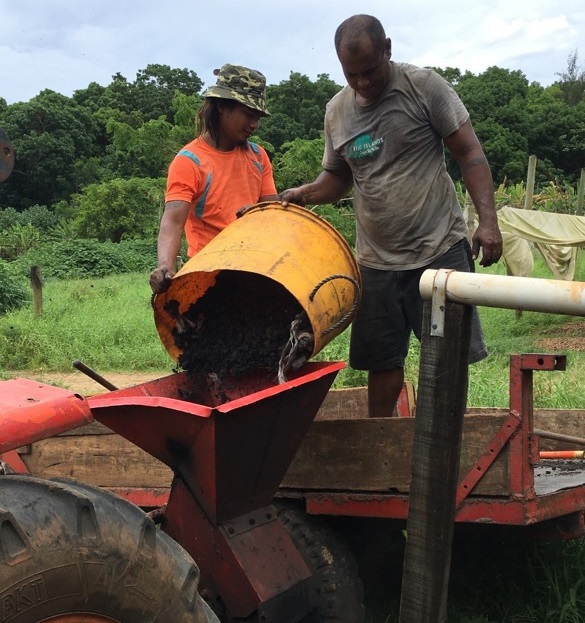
[
  {"x1": 163, "y1": 478, "x2": 314, "y2": 620},
  {"x1": 507, "y1": 354, "x2": 566, "y2": 501},
  {"x1": 88, "y1": 361, "x2": 343, "y2": 525},
  {"x1": 303, "y1": 487, "x2": 585, "y2": 529},
  {"x1": 0, "y1": 450, "x2": 29, "y2": 474},
  {"x1": 456, "y1": 411, "x2": 521, "y2": 508},
  {"x1": 88, "y1": 362, "x2": 342, "y2": 621},
  {"x1": 0, "y1": 378, "x2": 93, "y2": 454}
]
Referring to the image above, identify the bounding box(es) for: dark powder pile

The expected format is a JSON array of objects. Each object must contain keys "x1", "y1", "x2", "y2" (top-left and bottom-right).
[{"x1": 164, "y1": 270, "x2": 308, "y2": 378}]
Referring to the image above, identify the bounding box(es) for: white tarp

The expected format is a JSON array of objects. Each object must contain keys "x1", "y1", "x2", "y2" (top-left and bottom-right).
[{"x1": 497, "y1": 206, "x2": 585, "y2": 280}]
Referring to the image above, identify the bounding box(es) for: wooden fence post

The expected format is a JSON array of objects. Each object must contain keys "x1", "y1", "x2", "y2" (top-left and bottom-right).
[
  {"x1": 398, "y1": 298, "x2": 471, "y2": 623},
  {"x1": 576, "y1": 168, "x2": 585, "y2": 217},
  {"x1": 524, "y1": 154, "x2": 537, "y2": 210},
  {"x1": 30, "y1": 265, "x2": 43, "y2": 316}
]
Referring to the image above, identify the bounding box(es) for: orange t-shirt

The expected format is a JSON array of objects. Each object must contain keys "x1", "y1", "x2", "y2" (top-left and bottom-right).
[{"x1": 165, "y1": 138, "x2": 277, "y2": 255}]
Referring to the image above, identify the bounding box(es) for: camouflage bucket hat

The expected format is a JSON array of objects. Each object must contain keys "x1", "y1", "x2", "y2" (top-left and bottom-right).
[{"x1": 203, "y1": 63, "x2": 270, "y2": 116}]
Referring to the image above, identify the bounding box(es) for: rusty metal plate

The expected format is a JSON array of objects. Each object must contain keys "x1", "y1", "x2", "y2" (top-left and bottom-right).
[{"x1": 0, "y1": 128, "x2": 14, "y2": 183}]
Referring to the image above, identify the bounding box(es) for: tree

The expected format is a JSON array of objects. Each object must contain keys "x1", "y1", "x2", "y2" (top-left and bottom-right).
[
  {"x1": 525, "y1": 85, "x2": 585, "y2": 183},
  {"x1": 74, "y1": 65, "x2": 204, "y2": 125},
  {"x1": 259, "y1": 73, "x2": 341, "y2": 150},
  {"x1": 69, "y1": 177, "x2": 165, "y2": 242},
  {"x1": 0, "y1": 91, "x2": 99, "y2": 209},
  {"x1": 431, "y1": 66, "x2": 465, "y2": 86},
  {"x1": 272, "y1": 137, "x2": 325, "y2": 190},
  {"x1": 454, "y1": 67, "x2": 531, "y2": 184},
  {"x1": 105, "y1": 118, "x2": 176, "y2": 179},
  {"x1": 555, "y1": 49, "x2": 585, "y2": 106},
  {"x1": 132, "y1": 64, "x2": 203, "y2": 122}
]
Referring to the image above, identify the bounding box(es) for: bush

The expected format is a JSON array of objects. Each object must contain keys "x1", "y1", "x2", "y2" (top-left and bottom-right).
[
  {"x1": 0, "y1": 259, "x2": 29, "y2": 314},
  {"x1": 116, "y1": 238, "x2": 158, "y2": 272},
  {"x1": 69, "y1": 177, "x2": 165, "y2": 242},
  {"x1": 0, "y1": 207, "x2": 22, "y2": 232},
  {"x1": 11, "y1": 239, "x2": 155, "y2": 280},
  {"x1": 0, "y1": 223, "x2": 42, "y2": 260},
  {"x1": 313, "y1": 202, "x2": 356, "y2": 248}
]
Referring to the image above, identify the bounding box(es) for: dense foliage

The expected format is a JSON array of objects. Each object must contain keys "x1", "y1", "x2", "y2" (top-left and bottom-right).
[
  {"x1": 0, "y1": 259, "x2": 29, "y2": 313},
  {"x1": 12, "y1": 238, "x2": 157, "y2": 281}
]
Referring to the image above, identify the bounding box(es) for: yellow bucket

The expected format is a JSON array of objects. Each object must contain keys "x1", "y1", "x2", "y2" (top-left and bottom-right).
[{"x1": 153, "y1": 202, "x2": 361, "y2": 372}]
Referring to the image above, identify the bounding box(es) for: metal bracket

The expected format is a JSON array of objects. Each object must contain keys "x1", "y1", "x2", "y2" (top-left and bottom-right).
[
  {"x1": 455, "y1": 410, "x2": 522, "y2": 508},
  {"x1": 430, "y1": 268, "x2": 455, "y2": 337}
]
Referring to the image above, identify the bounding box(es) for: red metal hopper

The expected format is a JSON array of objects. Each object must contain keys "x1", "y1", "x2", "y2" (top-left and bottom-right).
[{"x1": 88, "y1": 361, "x2": 343, "y2": 524}]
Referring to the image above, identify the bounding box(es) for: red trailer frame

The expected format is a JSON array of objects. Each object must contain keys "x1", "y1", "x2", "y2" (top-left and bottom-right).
[{"x1": 280, "y1": 353, "x2": 585, "y2": 539}]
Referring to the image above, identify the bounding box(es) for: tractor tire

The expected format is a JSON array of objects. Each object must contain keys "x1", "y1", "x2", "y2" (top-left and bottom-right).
[
  {"x1": 0, "y1": 475, "x2": 219, "y2": 623},
  {"x1": 274, "y1": 500, "x2": 365, "y2": 623}
]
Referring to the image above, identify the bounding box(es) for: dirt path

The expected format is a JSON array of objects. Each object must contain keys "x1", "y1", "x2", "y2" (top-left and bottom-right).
[{"x1": 5, "y1": 370, "x2": 171, "y2": 395}]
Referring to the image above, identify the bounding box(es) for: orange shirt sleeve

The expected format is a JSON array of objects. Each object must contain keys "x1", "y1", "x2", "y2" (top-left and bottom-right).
[{"x1": 165, "y1": 149, "x2": 202, "y2": 204}]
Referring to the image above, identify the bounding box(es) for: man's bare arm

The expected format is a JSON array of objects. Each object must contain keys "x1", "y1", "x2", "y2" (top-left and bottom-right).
[
  {"x1": 444, "y1": 120, "x2": 503, "y2": 267},
  {"x1": 280, "y1": 169, "x2": 353, "y2": 207}
]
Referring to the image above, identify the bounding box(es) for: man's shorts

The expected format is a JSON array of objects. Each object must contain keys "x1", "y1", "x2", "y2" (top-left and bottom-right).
[{"x1": 349, "y1": 239, "x2": 488, "y2": 371}]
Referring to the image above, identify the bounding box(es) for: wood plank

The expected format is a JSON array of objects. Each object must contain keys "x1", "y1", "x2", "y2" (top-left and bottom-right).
[
  {"x1": 282, "y1": 413, "x2": 510, "y2": 496},
  {"x1": 19, "y1": 434, "x2": 173, "y2": 488},
  {"x1": 315, "y1": 387, "x2": 368, "y2": 420},
  {"x1": 398, "y1": 289, "x2": 471, "y2": 621}
]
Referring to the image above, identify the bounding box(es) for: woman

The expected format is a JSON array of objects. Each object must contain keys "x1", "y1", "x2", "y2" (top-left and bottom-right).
[{"x1": 150, "y1": 63, "x2": 278, "y2": 294}]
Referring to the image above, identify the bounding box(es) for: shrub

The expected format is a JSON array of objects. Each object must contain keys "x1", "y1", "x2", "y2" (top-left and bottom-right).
[
  {"x1": 0, "y1": 259, "x2": 29, "y2": 314},
  {"x1": 69, "y1": 177, "x2": 165, "y2": 242},
  {"x1": 13, "y1": 239, "x2": 129, "y2": 279},
  {"x1": 0, "y1": 207, "x2": 22, "y2": 232},
  {"x1": 116, "y1": 238, "x2": 158, "y2": 272},
  {"x1": 0, "y1": 223, "x2": 42, "y2": 260},
  {"x1": 12, "y1": 238, "x2": 158, "y2": 280},
  {"x1": 313, "y1": 202, "x2": 356, "y2": 248}
]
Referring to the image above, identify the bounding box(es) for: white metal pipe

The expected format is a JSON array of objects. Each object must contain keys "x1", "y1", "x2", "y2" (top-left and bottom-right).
[{"x1": 420, "y1": 269, "x2": 585, "y2": 317}]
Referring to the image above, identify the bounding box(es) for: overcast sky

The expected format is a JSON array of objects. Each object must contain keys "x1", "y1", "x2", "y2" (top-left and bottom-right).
[{"x1": 1, "y1": 0, "x2": 583, "y2": 105}]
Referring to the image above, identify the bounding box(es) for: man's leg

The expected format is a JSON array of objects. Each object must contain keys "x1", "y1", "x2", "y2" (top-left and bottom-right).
[
  {"x1": 368, "y1": 368, "x2": 404, "y2": 418},
  {"x1": 350, "y1": 266, "x2": 410, "y2": 418}
]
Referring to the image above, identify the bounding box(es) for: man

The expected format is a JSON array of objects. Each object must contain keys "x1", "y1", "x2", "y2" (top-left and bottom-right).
[
  {"x1": 150, "y1": 64, "x2": 278, "y2": 294},
  {"x1": 280, "y1": 14, "x2": 502, "y2": 417}
]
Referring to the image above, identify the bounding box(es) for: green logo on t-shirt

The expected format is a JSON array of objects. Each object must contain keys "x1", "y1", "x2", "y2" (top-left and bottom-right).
[{"x1": 348, "y1": 134, "x2": 384, "y2": 160}]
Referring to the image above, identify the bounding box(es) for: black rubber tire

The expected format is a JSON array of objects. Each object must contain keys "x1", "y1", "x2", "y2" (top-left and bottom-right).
[
  {"x1": 0, "y1": 475, "x2": 218, "y2": 623},
  {"x1": 274, "y1": 500, "x2": 365, "y2": 623}
]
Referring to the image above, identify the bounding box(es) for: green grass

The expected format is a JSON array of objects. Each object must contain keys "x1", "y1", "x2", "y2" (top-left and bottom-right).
[{"x1": 0, "y1": 273, "x2": 175, "y2": 373}]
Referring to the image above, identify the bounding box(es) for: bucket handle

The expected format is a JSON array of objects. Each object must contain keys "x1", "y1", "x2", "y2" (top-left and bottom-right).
[{"x1": 309, "y1": 274, "x2": 361, "y2": 337}]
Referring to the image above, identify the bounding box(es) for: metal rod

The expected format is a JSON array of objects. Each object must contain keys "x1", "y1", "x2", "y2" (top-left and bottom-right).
[
  {"x1": 540, "y1": 451, "x2": 585, "y2": 459},
  {"x1": 72, "y1": 359, "x2": 118, "y2": 391},
  {"x1": 420, "y1": 269, "x2": 585, "y2": 316},
  {"x1": 534, "y1": 428, "x2": 585, "y2": 447}
]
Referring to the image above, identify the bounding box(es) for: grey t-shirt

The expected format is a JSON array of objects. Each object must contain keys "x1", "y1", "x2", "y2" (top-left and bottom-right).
[{"x1": 323, "y1": 62, "x2": 469, "y2": 270}]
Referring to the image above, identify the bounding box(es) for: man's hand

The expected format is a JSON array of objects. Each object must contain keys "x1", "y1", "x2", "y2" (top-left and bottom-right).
[
  {"x1": 279, "y1": 188, "x2": 306, "y2": 207},
  {"x1": 472, "y1": 222, "x2": 503, "y2": 267},
  {"x1": 149, "y1": 267, "x2": 174, "y2": 294}
]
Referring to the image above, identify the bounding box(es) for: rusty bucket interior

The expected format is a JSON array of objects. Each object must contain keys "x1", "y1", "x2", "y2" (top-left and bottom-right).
[{"x1": 88, "y1": 360, "x2": 343, "y2": 524}]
